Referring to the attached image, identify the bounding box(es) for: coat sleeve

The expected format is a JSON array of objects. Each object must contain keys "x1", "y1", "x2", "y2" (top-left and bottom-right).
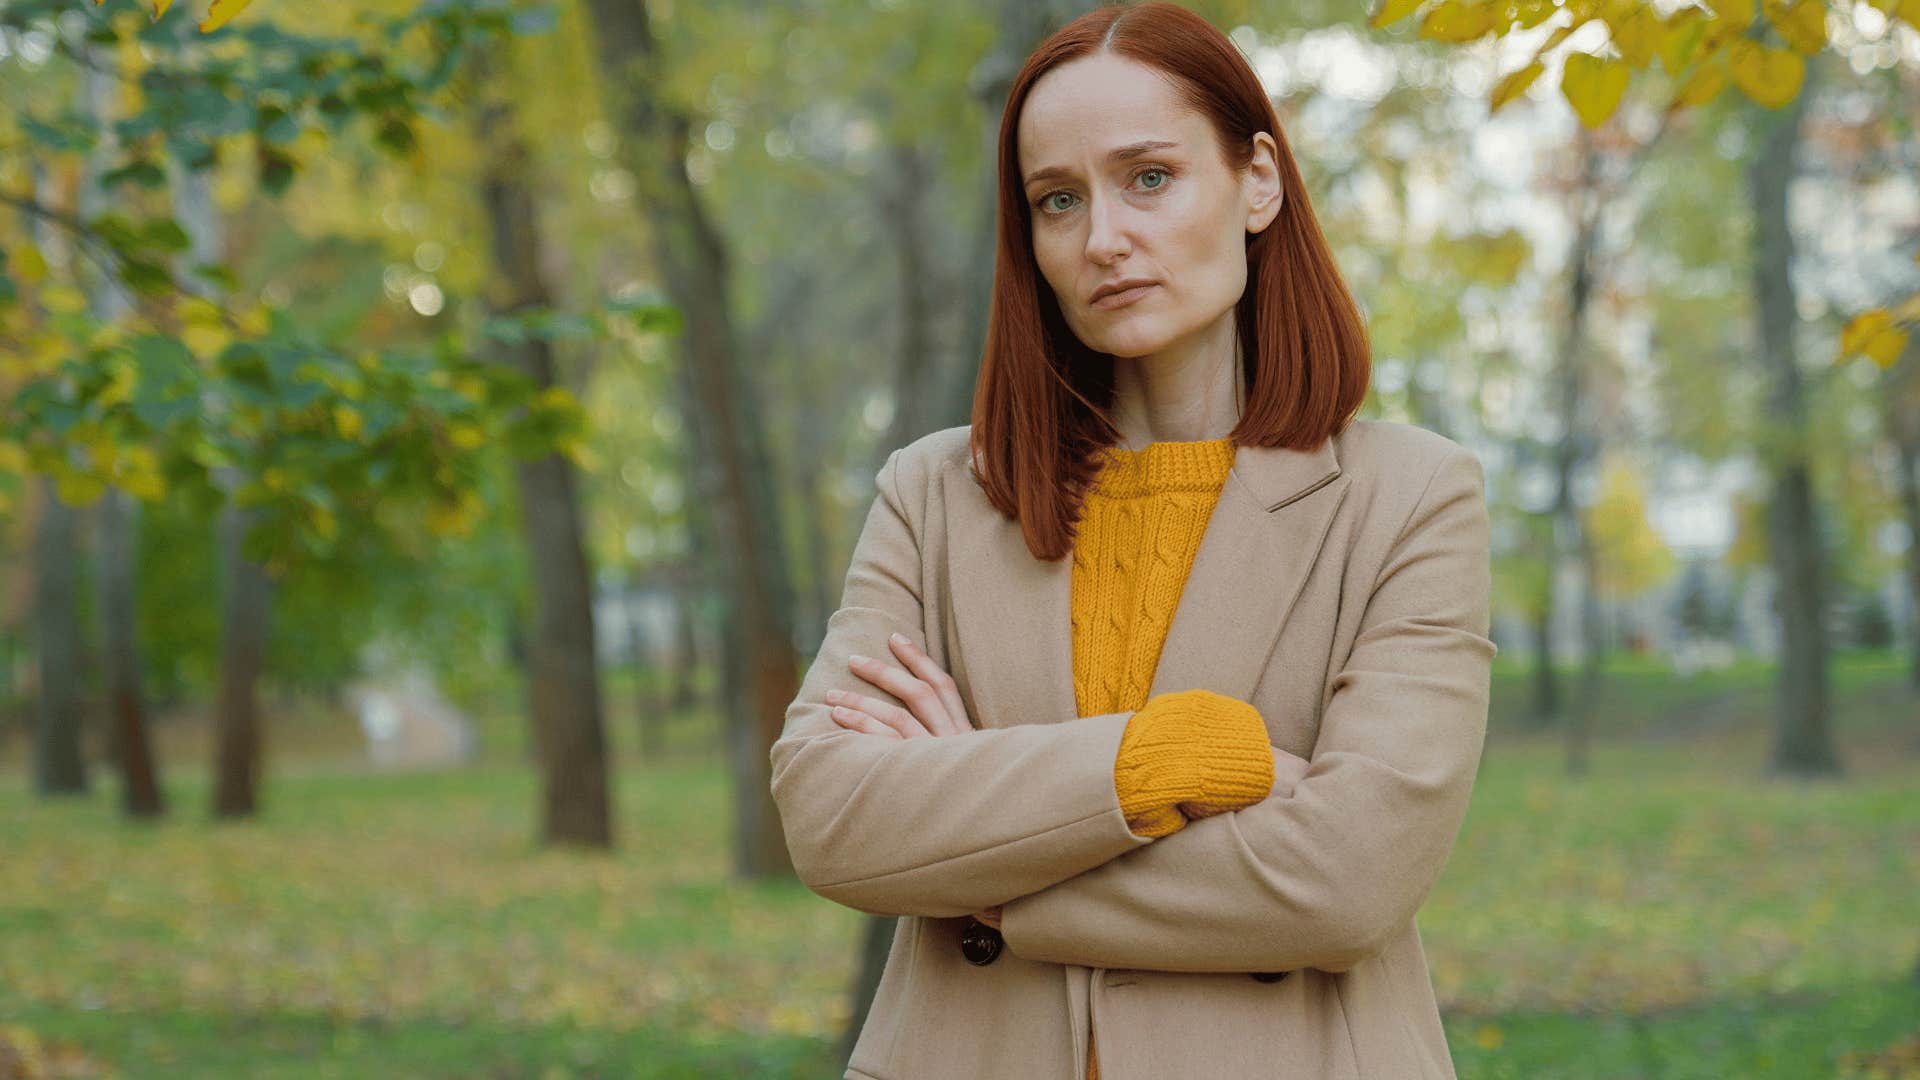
[
  {"x1": 769, "y1": 445, "x2": 1155, "y2": 919},
  {"x1": 997, "y1": 448, "x2": 1497, "y2": 974}
]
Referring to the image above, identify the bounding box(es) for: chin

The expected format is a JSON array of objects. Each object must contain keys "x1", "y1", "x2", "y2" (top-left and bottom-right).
[{"x1": 1089, "y1": 327, "x2": 1174, "y2": 359}]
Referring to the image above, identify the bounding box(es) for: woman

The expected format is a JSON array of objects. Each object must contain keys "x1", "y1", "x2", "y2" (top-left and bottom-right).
[{"x1": 768, "y1": 4, "x2": 1497, "y2": 1078}]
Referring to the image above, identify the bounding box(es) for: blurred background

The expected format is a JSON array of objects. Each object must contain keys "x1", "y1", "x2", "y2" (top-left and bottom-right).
[{"x1": 1, "y1": 0, "x2": 1917, "y2": 1077}]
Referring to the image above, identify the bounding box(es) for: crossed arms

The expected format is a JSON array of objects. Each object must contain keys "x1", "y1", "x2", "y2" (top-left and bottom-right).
[{"x1": 768, "y1": 443, "x2": 1495, "y2": 975}]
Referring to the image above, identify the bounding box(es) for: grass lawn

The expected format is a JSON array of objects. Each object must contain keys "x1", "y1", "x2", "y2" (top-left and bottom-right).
[{"x1": 1, "y1": 650, "x2": 1916, "y2": 1078}]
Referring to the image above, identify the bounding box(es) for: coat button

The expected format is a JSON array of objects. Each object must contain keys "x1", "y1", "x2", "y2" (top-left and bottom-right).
[
  {"x1": 1249, "y1": 970, "x2": 1290, "y2": 983},
  {"x1": 959, "y1": 918, "x2": 1003, "y2": 966}
]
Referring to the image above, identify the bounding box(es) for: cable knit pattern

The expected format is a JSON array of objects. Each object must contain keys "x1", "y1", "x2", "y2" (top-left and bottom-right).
[{"x1": 1068, "y1": 437, "x2": 1276, "y2": 1080}]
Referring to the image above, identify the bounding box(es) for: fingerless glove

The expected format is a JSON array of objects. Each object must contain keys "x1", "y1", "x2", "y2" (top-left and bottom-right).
[{"x1": 1113, "y1": 687, "x2": 1274, "y2": 838}]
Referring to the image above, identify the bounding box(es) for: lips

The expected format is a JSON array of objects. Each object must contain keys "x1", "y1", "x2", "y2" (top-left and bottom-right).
[{"x1": 1090, "y1": 281, "x2": 1158, "y2": 310}]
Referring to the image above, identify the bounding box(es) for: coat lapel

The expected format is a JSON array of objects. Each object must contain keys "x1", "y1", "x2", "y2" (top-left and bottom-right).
[{"x1": 943, "y1": 436, "x2": 1350, "y2": 731}]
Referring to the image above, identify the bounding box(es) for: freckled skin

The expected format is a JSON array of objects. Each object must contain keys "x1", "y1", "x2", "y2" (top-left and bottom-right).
[{"x1": 1017, "y1": 52, "x2": 1284, "y2": 363}]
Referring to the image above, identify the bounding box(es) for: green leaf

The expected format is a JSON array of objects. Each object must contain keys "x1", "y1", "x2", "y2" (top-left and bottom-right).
[
  {"x1": 142, "y1": 218, "x2": 192, "y2": 253},
  {"x1": 99, "y1": 158, "x2": 166, "y2": 190},
  {"x1": 21, "y1": 114, "x2": 97, "y2": 154},
  {"x1": 374, "y1": 115, "x2": 417, "y2": 156},
  {"x1": 121, "y1": 258, "x2": 174, "y2": 298},
  {"x1": 191, "y1": 262, "x2": 241, "y2": 292},
  {"x1": 258, "y1": 143, "x2": 297, "y2": 196}
]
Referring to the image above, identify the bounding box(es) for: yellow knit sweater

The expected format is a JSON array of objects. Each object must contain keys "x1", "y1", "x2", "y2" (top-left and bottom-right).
[{"x1": 1074, "y1": 437, "x2": 1275, "y2": 1080}]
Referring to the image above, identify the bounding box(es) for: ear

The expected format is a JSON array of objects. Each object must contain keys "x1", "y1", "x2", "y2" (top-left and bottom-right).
[{"x1": 1244, "y1": 131, "x2": 1284, "y2": 235}]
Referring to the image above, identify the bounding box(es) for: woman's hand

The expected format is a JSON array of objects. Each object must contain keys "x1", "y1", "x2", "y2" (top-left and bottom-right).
[
  {"x1": 826, "y1": 631, "x2": 975, "y2": 739},
  {"x1": 829, "y1": 631, "x2": 999, "y2": 927}
]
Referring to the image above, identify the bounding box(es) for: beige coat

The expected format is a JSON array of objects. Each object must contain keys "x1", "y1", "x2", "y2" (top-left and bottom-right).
[{"x1": 770, "y1": 418, "x2": 1497, "y2": 1080}]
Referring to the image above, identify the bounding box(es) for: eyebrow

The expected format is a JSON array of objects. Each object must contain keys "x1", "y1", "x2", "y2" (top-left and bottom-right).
[{"x1": 1022, "y1": 139, "x2": 1180, "y2": 187}]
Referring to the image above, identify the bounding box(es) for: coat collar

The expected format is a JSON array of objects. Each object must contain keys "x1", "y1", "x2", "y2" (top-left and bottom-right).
[{"x1": 943, "y1": 436, "x2": 1349, "y2": 731}]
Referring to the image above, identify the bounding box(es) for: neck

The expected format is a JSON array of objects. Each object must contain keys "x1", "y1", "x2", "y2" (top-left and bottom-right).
[{"x1": 1107, "y1": 308, "x2": 1243, "y2": 448}]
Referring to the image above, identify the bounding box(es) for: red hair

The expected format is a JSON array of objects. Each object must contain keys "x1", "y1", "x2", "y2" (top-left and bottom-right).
[{"x1": 968, "y1": 0, "x2": 1371, "y2": 562}]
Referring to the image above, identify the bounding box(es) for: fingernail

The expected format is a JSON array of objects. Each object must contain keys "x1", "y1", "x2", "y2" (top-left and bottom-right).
[
  {"x1": 890, "y1": 632, "x2": 909, "y2": 646},
  {"x1": 849, "y1": 654, "x2": 868, "y2": 665}
]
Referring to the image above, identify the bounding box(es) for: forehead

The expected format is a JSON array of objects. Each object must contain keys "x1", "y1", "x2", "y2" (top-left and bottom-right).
[{"x1": 1016, "y1": 53, "x2": 1203, "y2": 172}]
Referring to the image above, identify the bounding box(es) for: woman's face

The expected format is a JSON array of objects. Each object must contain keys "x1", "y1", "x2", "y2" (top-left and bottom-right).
[{"x1": 1017, "y1": 52, "x2": 1282, "y2": 360}]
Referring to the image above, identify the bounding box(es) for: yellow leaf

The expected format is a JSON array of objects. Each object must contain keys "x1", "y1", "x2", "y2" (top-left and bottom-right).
[
  {"x1": 447, "y1": 422, "x2": 485, "y2": 451},
  {"x1": 54, "y1": 468, "x2": 106, "y2": 506},
  {"x1": 1865, "y1": 326, "x2": 1908, "y2": 368},
  {"x1": 182, "y1": 323, "x2": 230, "y2": 360},
  {"x1": 536, "y1": 386, "x2": 578, "y2": 411},
  {"x1": 1837, "y1": 308, "x2": 1908, "y2": 368},
  {"x1": 263, "y1": 467, "x2": 288, "y2": 493},
  {"x1": 1838, "y1": 309, "x2": 1890, "y2": 355},
  {"x1": 200, "y1": 0, "x2": 253, "y2": 32},
  {"x1": 97, "y1": 364, "x2": 138, "y2": 408},
  {"x1": 121, "y1": 445, "x2": 159, "y2": 474},
  {"x1": 0, "y1": 442, "x2": 27, "y2": 474},
  {"x1": 1709, "y1": 0, "x2": 1755, "y2": 27},
  {"x1": 1491, "y1": 62, "x2": 1546, "y2": 112},
  {"x1": 41, "y1": 284, "x2": 88, "y2": 315},
  {"x1": 120, "y1": 465, "x2": 166, "y2": 501},
  {"x1": 1474, "y1": 1023, "x2": 1505, "y2": 1050},
  {"x1": 153, "y1": 0, "x2": 173, "y2": 16},
  {"x1": 309, "y1": 505, "x2": 337, "y2": 540},
  {"x1": 1514, "y1": 0, "x2": 1557, "y2": 28},
  {"x1": 561, "y1": 439, "x2": 599, "y2": 472},
  {"x1": 88, "y1": 321, "x2": 126, "y2": 350},
  {"x1": 177, "y1": 295, "x2": 224, "y2": 328},
  {"x1": 1562, "y1": 52, "x2": 1630, "y2": 128},
  {"x1": 1660, "y1": 8, "x2": 1710, "y2": 72},
  {"x1": 1727, "y1": 39, "x2": 1803, "y2": 107},
  {"x1": 28, "y1": 333, "x2": 67, "y2": 376},
  {"x1": 1369, "y1": 0, "x2": 1426, "y2": 28},
  {"x1": 1671, "y1": 60, "x2": 1728, "y2": 111},
  {"x1": 1609, "y1": 6, "x2": 1663, "y2": 68},
  {"x1": 236, "y1": 303, "x2": 271, "y2": 337},
  {"x1": 1419, "y1": 0, "x2": 1497, "y2": 42},
  {"x1": 426, "y1": 490, "x2": 483, "y2": 536},
  {"x1": 12, "y1": 244, "x2": 48, "y2": 285},
  {"x1": 333, "y1": 405, "x2": 364, "y2": 440},
  {"x1": 1767, "y1": 0, "x2": 1827, "y2": 53}
]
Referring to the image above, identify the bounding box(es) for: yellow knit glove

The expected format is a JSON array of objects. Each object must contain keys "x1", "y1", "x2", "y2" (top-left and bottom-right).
[{"x1": 1114, "y1": 688, "x2": 1275, "y2": 838}]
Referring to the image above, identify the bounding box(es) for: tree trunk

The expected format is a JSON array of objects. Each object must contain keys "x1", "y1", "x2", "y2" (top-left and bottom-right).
[
  {"x1": 671, "y1": 562, "x2": 700, "y2": 711},
  {"x1": 1745, "y1": 78, "x2": 1841, "y2": 778},
  {"x1": 211, "y1": 500, "x2": 272, "y2": 818},
  {"x1": 1539, "y1": 134, "x2": 1603, "y2": 745},
  {"x1": 943, "y1": 0, "x2": 1107, "y2": 428},
  {"x1": 79, "y1": 37, "x2": 163, "y2": 819},
  {"x1": 22, "y1": 160, "x2": 90, "y2": 797},
  {"x1": 577, "y1": 0, "x2": 800, "y2": 877},
  {"x1": 31, "y1": 476, "x2": 88, "y2": 797},
  {"x1": 1881, "y1": 339, "x2": 1920, "y2": 691},
  {"x1": 879, "y1": 140, "x2": 943, "y2": 460},
  {"x1": 471, "y1": 41, "x2": 614, "y2": 848},
  {"x1": 97, "y1": 489, "x2": 163, "y2": 818}
]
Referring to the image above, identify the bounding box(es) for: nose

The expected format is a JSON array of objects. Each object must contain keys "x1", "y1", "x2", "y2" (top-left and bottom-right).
[{"x1": 1083, "y1": 191, "x2": 1130, "y2": 266}]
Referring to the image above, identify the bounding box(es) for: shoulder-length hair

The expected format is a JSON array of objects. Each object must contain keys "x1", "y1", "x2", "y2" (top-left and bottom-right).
[{"x1": 968, "y1": 0, "x2": 1371, "y2": 562}]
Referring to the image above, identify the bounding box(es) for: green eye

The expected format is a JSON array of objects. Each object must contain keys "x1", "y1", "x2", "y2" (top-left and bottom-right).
[{"x1": 1139, "y1": 168, "x2": 1167, "y2": 189}]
